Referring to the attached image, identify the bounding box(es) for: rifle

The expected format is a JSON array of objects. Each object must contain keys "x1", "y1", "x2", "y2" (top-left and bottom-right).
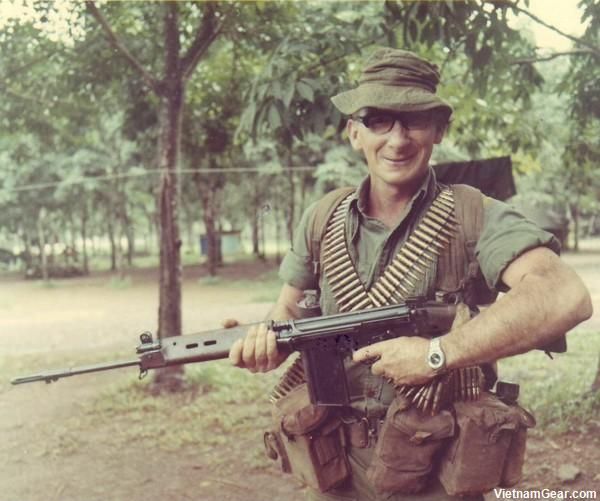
[{"x1": 11, "y1": 299, "x2": 457, "y2": 406}]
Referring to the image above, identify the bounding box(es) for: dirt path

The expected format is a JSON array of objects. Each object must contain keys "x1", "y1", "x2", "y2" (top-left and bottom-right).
[{"x1": 1, "y1": 255, "x2": 599, "y2": 501}]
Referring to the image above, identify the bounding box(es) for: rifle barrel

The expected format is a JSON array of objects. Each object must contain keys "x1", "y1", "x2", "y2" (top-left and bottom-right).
[{"x1": 11, "y1": 359, "x2": 141, "y2": 385}]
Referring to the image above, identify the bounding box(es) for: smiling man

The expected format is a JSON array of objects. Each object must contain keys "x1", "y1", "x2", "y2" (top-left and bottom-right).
[{"x1": 229, "y1": 48, "x2": 592, "y2": 501}]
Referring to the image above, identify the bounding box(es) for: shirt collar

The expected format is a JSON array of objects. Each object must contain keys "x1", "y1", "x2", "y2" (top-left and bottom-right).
[{"x1": 351, "y1": 167, "x2": 436, "y2": 218}]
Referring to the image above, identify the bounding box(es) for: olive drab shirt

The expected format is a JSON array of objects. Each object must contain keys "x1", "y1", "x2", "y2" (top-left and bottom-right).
[{"x1": 279, "y1": 168, "x2": 560, "y2": 417}]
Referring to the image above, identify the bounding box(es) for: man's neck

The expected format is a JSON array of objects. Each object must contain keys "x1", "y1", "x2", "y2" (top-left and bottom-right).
[{"x1": 367, "y1": 176, "x2": 426, "y2": 228}]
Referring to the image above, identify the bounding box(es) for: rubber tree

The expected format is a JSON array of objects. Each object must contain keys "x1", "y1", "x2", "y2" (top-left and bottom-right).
[{"x1": 86, "y1": 1, "x2": 224, "y2": 390}]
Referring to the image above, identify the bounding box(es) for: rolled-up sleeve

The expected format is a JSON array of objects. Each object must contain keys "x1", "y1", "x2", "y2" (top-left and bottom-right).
[
  {"x1": 476, "y1": 196, "x2": 561, "y2": 291},
  {"x1": 278, "y1": 202, "x2": 319, "y2": 290}
]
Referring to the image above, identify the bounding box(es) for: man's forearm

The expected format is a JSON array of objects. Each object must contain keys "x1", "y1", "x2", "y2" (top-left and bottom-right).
[
  {"x1": 265, "y1": 283, "x2": 306, "y2": 322},
  {"x1": 443, "y1": 258, "x2": 593, "y2": 370},
  {"x1": 266, "y1": 302, "x2": 300, "y2": 322}
]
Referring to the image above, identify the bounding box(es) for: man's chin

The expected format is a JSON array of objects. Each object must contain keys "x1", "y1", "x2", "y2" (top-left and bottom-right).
[{"x1": 378, "y1": 164, "x2": 428, "y2": 189}]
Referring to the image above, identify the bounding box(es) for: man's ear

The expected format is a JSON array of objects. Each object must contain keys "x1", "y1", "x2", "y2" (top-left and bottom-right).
[
  {"x1": 433, "y1": 123, "x2": 447, "y2": 144},
  {"x1": 346, "y1": 119, "x2": 363, "y2": 151}
]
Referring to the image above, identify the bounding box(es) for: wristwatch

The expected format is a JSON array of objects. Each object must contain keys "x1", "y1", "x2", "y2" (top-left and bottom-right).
[{"x1": 427, "y1": 337, "x2": 446, "y2": 373}]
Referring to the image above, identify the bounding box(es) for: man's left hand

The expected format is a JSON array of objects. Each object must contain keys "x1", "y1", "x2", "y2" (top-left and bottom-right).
[{"x1": 352, "y1": 336, "x2": 434, "y2": 386}]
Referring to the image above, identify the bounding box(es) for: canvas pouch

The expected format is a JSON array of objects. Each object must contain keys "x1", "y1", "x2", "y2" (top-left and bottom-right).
[
  {"x1": 366, "y1": 394, "x2": 456, "y2": 495},
  {"x1": 265, "y1": 383, "x2": 350, "y2": 492},
  {"x1": 438, "y1": 392, "x2": 535, "y2": 495}
]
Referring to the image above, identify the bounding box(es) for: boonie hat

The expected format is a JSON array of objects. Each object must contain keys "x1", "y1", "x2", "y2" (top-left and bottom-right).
[{"x1": 331, "y1": 48, "x2": 453, "y2": 117}]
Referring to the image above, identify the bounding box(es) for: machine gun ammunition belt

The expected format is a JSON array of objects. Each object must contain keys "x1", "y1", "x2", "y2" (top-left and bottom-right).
[
  {"x1": 269, "y1": 356, "x2": 306, "y2": 404},
  {"x1": 320, "y1": 187, "x2": 484, "y2": 414},
  {"x1": 394, "y1": 365, "x2": 486, "y2": 416},
  {"x1": 269, "y1": 187, "x2": 483, "y2": 413},
  {"x1": 322, "y1": 187, "x2": 458, "y2": 313}
]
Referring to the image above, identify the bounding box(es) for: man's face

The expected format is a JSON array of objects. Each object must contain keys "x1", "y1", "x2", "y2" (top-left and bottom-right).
[{"x1": 347, "y1": 109, "x2": 445, "y2": 191}]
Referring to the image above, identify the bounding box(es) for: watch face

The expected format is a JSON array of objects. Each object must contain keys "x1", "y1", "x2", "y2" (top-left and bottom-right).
[
  {"x1": 429, "y1": 353, "x2": 443, "y2": 367},
  {"x1": 428, "y1": 337, "x2": 445, "y2": 370}
]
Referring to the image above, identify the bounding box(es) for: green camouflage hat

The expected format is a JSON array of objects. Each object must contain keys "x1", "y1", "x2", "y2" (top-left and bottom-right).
[{"x1": 331, "y1": 48, "x2": 453, "y2": 117}]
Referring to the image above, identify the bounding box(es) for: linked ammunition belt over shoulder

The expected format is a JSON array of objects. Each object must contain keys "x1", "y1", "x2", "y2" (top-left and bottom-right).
[
  {"x1": 322, "y1": 187, "x2": 457, "y2": 312},
  {"x1": 270, "y1": 187, "x2": 486, "y2": 415}
]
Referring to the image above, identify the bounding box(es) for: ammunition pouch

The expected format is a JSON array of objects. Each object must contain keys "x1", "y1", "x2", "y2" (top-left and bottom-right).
[
  {"x1": 367, "y1": 394, "x2": 456, "y2": 495},
  {"x1": 265, "y1": 383, "x2": 351, "y2": 492},
  {"x1": 438, "y1": 391, "x2": 536, "y2": 496}
]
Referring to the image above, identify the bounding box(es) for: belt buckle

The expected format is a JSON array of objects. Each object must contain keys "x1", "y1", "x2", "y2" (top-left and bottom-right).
[{"x1": 363, "y1": 416, "x2": 381, "y2": 448}]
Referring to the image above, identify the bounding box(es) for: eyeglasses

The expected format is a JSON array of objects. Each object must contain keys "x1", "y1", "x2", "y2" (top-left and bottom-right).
[{"x1": 353, "y1": 111, "x2": 436, "y2": 135}]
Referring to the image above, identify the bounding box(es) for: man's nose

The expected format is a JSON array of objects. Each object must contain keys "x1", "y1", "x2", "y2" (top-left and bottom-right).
[{"x1": 386, "y1": 120, "x2": 410, "y2": 146}]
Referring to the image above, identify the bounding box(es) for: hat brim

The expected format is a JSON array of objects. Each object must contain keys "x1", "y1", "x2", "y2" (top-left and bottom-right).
[{"x1": 331, "y1": 83, "x2": 452, "y2": 116}]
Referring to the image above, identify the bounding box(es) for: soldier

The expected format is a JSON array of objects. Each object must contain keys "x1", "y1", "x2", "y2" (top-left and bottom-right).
[{"x1": 229, "y1": 48, "x2": 592, "y2": 501}]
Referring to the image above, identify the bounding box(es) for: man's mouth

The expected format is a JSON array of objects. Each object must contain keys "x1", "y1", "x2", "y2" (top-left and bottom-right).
[{"x1": 383, "y1": 152, "x2": 417, "y2": 164}]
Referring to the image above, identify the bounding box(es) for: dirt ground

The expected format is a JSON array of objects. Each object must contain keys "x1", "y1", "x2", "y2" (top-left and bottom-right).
[{"x1": 1, "y1": 253, "x2": 599, "y2": 501}]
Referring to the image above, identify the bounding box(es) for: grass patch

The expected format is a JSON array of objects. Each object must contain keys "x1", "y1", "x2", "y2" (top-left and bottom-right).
[
  {"x1": 498, "y1": 328, "x2": 600, "y2": 433},
  {"x1": 227, "y1": 269, "x2": 282, "y2": 303},
  {"x1": 5, "y1": 353, "x2": 286, "y2": 470},
  {"x1": 107, "y1": 275, "x2": 132, "y2": 289},
  {"x1": 198, "y1": 275, "x2": 222, "y2": 286},
  {"x1": 62, "y1": 361, "x2": 288, "y2": 470},
  {"x1": 37, "y1": 279, "x2": 57, "y2": 289},
  {"x1": 1, "y1": 349, "x2": 132, "y2": 391}
]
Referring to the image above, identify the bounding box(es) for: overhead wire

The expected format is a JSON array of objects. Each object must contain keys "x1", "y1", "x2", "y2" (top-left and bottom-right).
[{"x1": 1, "y1": 166, "x2": 318, "y2": 194}]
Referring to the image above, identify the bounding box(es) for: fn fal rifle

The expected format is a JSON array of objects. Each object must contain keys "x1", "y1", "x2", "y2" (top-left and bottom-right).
[{"x1": 11, "y1": 299, "x2": 457, "y2": 406}]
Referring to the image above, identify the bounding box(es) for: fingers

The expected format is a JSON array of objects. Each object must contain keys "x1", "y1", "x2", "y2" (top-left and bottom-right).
[
  {"x1": 253, "y1": 324, "x2": 269, "y2": 371},
  {"x1": 266, "y1": 330, "x2": 279, "y2": 371},
  {"x1": 352, "y1": 345, "x2": 381, "y2": 364},
  {"x1": 370, "y1": 359, "x2": 384, "y2": 377},
  {"x1": 242, "y1": 324, "x2": 260, "y2": 372},
  {"x1": 222, "y1": 318, "x2": 240, "y2": 329},
  {"x1": 228, "y1": 338, "x2": 244, "y2": 367},
  {"x1": 229, "y1": 323, "x2": 282, "y2": 373}
]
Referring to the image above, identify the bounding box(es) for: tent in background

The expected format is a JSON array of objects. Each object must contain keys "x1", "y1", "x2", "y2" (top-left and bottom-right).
[
  {"x1": 433, "y1": 156, "x2": 568, "y2": 246},
  {"x1": 433, "y1": 156, "x2": 516, "y2": 201}
]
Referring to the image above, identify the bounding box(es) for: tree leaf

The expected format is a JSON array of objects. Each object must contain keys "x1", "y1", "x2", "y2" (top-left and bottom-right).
[
  {"x1": 296, "y1": 80, "x2": 314, "y2": 102},
  {"x1": 268, "y1": 103, "x2": 281, "y2": 130}
]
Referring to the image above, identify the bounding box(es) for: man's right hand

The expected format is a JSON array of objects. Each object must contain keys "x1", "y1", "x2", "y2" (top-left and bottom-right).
[{"x1": 228, "y1": 323, "x2": 289, "y2": 373}]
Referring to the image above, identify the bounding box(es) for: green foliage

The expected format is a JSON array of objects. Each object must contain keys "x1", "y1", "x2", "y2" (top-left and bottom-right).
[
  {"x1": 567, "y1": 0, "x2": 600, "y2": 125},
  {"x1": 1, "y1": 0, "x2": 599, "y2": 265},
  {"x1": 59, "y1": 361, "x2": 282, "y2": 468},
  {"x1": 107, "y1": 275, "x2": 132, "y2": 289},
  {"x1": 498, "y1": 329, "x2": 600, "y2": 433}
]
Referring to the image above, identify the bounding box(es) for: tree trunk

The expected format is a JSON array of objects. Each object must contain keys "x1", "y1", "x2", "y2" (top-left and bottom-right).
[
  {"x1": 183, "y1": 202, "x2": 196, "y2": 255},
  {"x1": 107, "y1": 217, "x2": 117, "y2": 271},
  {"x1": 81, "y1": 202, "x2": 89, "y2": 275},
  {"x1": 126, "y1": 223, "x2": 134, "y2": 267},
  {"x1": 146, "y1": 215, "x2": 154, "y2": 254},
  {"x1": 200, "y1": 180, "x2": 220, "y2": 277},
  {"x1": 570, "y1": 201, "x2": 580, "y2": 252},
  {"x1": 116, "y1": 228, "x2": 125, "y2": 280},
  {"x1": 157, "y1": 89, "x2": 184, "y2": 336},
  {"x1": 122, "y1": 206, "x2": 134, "y2": 267},
  {"x1": 37, "y1": 208, "x2": 49, "y2": 282},
  {"x1": 260, "y1": 204, "x2": 266, "y2": 261},
  {"x1": 286, "y1": 165, "x2": 296, "y2": 243},
  {"x1": 21, "y1": 233, "x2": 32, "y2": 272},
  {"x1": 251, "y1": 202, "x2": 260, "y2": 257},
  {"x1": 275, "y1": 203, "x2": 281, "y2": 265},
  {"x1": 86, "y1": 0, "x2": 223, "y2": 392},
  {"x1": 153, "y1": 3, "x2": 185, "y2": 391}
]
